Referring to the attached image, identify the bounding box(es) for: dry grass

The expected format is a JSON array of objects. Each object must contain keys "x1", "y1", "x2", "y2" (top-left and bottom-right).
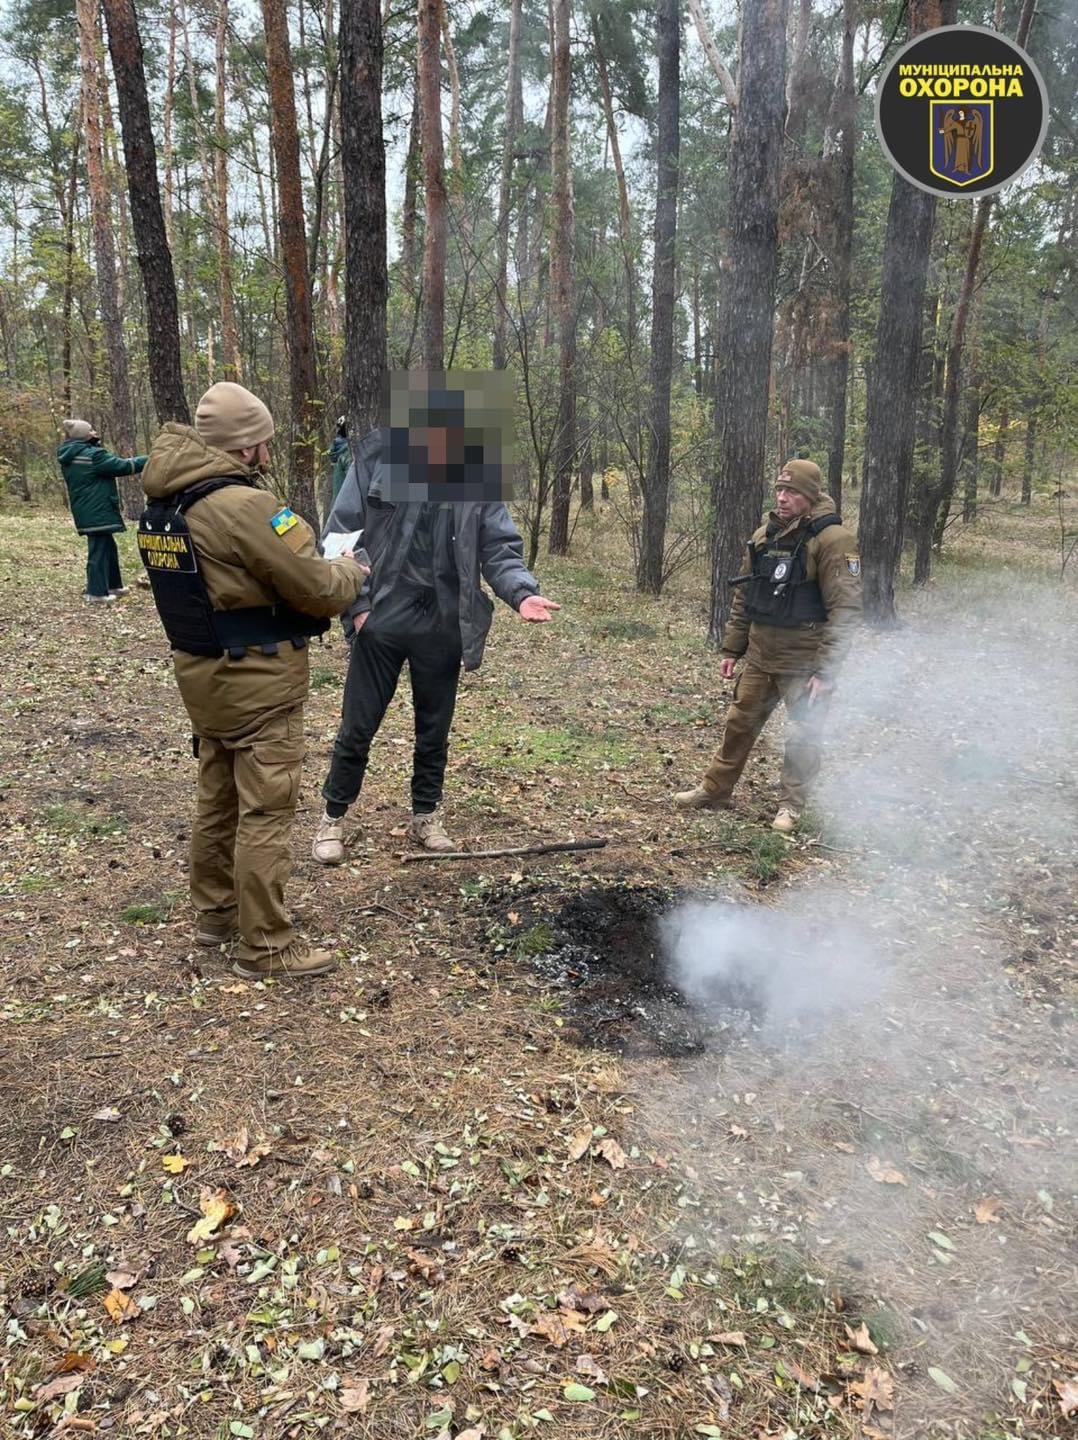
[{"x1": 0, "y1": 493, "x2": 1073, "y2": 1439}]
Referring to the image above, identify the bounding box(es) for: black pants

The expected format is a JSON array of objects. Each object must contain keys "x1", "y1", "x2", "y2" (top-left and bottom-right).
[
  {"x1": 323, "y1": 589, "x2": 463, "y2": 814},
  {"x1": 86, "y1": 533, "x2": 122, "y2": 597}
]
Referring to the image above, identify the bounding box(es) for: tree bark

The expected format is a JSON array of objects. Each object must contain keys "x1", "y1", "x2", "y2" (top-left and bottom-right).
[
  {"x1": 214, "y1": 0, "x2": 242, "y2": 378},
  {"x1": 822, "y1": 0, "x2": 857, "y2": 516},
  {"x1": 340, "y1": 0, "x2": 388, "y2": 442},
  {"x1": 492, "y1": 0, "x2": 523, "y2": 370},
  {"x1": 687, "y1": 0, "x2": 737, "y2": 111},
  {"x1": 102, "y1": 0, "x2": 190, "y2": 423},
  {"x1": 990, "y1": 402, "x2": 1008, "y2": 496},
  {"x1": 960, "y1": 357, "x2": 979, "y2": 525},
  {"x1": 707, "y1": 0, "x2": 789, "y2": 645},
  {"x1": 401, "y1": 72, "x2": 421, "y2": 302},
  {"x1": 261, "y1": 0, "x2": 320, "y2": 525},
  {"x1": 418, "y1": 0, "x2": 446, "y2": 369},
  {"x1": 547, "y1": 0, "x2": 576, "y2": 555},
  {"x1": 592, "y1": 19, "x2": 635, "y2": 348},
  {"x1": 637, "y1": 0, "x2": 680, "y2": 594},
  {"x1": 1021, "y1": 412, "x2": 1035, "y2": 505},
  {"x1": 77, "y1": 0, "x2": 139, "y2": 514},
  {"x1": 857, "y1": 0, "x2": 955, "y2": 622}
]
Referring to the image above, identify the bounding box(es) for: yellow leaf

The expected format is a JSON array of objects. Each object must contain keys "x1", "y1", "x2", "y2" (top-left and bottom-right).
[
  {"x1": 162, "y1": 1154, "x2": 188, "y2": 1175},
  {"x1": 103, "y1": 1288, "x2": 137, "y2": 1324},
  {"x1": 974, "y1": 1196, "x2": 1001, "y2": 1224},
  {"x1": 865, "y1": 1155, "x2": 908, "y2": 1186},
  {"x1": 106, "y1": 1338, "x2": 128, "y2": 1355},
  {"x1": 567, "y1": 1128, "x2": 592, "y2": 1162},
  {"x1": 185, "y1": 1187, "x2": 235, "y2": 1245}
]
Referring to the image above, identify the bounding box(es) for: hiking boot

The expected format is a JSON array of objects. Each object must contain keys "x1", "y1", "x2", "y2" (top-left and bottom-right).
[
  {"x1": 673, "y1": 786, "x2": 731, "y2": 812},
  {"x1": 194, "y1": 913, "x2": 239, "y2": 947},
  {"x1": 772, "y1": 806, "x2": 800, "y2": 835},
  {"x1": 408, "y1": 809, "x2": 458, "y2": 852},
  {"x1": 312, "y1": 810, "x2": 347, "y2": 865},
  {"x1": 233, "y1": 941, "x2": 338, "y2": 980},
  {"x1": 85, "y1": 592, "x2": 118, "y2": 604}
]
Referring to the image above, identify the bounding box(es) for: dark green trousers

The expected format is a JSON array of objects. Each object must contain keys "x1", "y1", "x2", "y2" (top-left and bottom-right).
[{"x1": 86, "y1": 534, "x2": 123, "y2": 597}]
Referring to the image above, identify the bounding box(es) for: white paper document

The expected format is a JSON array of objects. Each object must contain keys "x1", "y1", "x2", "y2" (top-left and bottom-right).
[{"x1": 322, "y1": 529, "x2": 362, "y2": 560}]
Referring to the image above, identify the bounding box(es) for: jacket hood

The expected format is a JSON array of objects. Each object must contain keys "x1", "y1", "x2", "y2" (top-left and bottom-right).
[
  {"x1": 142, "y1": 422, "x2": 253, "y2": 500},
  {"x1": 57, "y1": 439, "x2": 92, "y2": 464},
  {"x1": 766, "y1": 492, "x2": 837, "y2": 538}
]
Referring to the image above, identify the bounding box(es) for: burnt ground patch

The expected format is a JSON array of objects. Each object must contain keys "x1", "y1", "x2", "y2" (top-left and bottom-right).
[{"x1": 487, "y1": 881, "x2": 763, "y2": 1058}]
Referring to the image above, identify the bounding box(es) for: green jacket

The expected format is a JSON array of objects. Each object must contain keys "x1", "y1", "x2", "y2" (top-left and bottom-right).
[{"x1": 58, "y1": 439, "x2": 148, "y2": 535}]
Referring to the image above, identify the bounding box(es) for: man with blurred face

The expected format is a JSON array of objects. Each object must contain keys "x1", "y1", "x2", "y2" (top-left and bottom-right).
[
  {"x1": 674, "y1": 458, "x2": 862, "y2": 833},
  {"x1": 312, "y1": 377, "x2": 560, "y2": 860}
]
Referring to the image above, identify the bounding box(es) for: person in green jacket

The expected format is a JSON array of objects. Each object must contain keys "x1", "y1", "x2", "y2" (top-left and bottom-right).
[
  {"x1": 58, "y1": 419, "x2": 148, "y2": 602},
  {"x1": 329, "y1": 417, "x2": 350, "y2": 500}
]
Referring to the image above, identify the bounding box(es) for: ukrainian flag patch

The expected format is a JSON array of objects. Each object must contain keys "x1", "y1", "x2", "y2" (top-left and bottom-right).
[{"x1": 270, "y1": 506, "x2": 299, "y2": 536}]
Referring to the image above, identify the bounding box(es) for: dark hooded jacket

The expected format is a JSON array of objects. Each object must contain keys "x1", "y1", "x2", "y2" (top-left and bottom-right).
[
  {"x1": 324, "y1": 428, "x2": 540, "y2": 672},
  {"x1": 58, "y1": 440, "x2": 147, "y2": 534}
]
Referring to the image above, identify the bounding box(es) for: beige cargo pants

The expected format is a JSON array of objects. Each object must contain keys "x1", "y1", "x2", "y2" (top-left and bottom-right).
[
  {"x1": 702, "y1": 665, "x2": 829, "y2": 813},
  {"x1": 188, "y1": 705, "x2": 305, "y2": 961}
]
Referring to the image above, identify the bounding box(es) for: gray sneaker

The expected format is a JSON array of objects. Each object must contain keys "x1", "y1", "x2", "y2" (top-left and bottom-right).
[
  {"x1": 408, "y1": 810, "x2": 458, "y2": 852},
  {"x1": 85, "y1": 592, "x2": 118, "y2": 604},
  {"x1": 312, "y1": 811, "x2": 347, "y2": 865}
]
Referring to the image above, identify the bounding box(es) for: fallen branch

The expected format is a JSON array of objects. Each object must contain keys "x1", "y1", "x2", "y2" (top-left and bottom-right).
[{"x1": 403, "y1": 837, "x2": 608, "y2": 864}]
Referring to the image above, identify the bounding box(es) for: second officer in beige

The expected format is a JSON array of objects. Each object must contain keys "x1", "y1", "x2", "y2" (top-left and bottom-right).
[{"x1": 139, "y1": 383, "x2": 367, "y2": 978}]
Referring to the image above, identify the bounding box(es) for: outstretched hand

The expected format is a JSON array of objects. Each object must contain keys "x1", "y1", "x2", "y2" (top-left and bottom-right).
[{"x1": 519, "y1": 595, "x2": 561, "y2": 623}]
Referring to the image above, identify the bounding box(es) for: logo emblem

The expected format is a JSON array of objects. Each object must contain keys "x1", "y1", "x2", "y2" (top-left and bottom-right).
[
  {"x1": 270, "y1": 506, "x2": 299, "y2": 536},
  {"x1": 773, "y1": 560, "x2": 790, "y2": 581},
  {"x1": 846, "y1": 555, "x2": 861, "y2": 576},
  {"x1": 876, "y1": 25, "x2": 1047, "y2": 198},
  {"x1": 931, "y1": 102, "x2": 993, "y2": 186}
]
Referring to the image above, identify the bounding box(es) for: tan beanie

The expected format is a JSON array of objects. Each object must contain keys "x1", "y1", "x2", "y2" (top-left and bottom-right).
[
  {"x1": 195, "y1": 382, "x2": 275, "y2": 452},
  {"x1": 63, "y1": 419, "x2": 94, "y2": 441},
  {"x1": 779, "y1": 458, "x2": 822, "y2": 502}
]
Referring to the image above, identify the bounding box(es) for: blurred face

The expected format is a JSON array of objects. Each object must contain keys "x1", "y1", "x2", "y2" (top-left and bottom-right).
[
  {"x1": 237, "y1": 440, "x2": 271, "y2": 471},
  {"x1": 775, "y1": 476, "x2": 812, "y2": 523}
]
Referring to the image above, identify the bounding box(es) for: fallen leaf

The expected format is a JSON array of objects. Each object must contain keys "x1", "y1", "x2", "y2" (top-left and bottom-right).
[
  {"x1": 832, "y1": 1140, "x2": 856, "y2": 1153},
  {"x1": 845, "y1": 1321, "x2": 879, "y2": 1355},
  {"x1": 103, "y1": 1288, "x2": 138, "y2": 1324},
  {"x1": 849, "y1": 1365, "x2": 894, "y2": 1412},
  {"x1": 34, "y1": 1372, "x2": 87, "y2": 1403},
  {"x1": 54, "y1": 1353, "x2": 95, "y2": 1375},
  {"x1": 235, "y1": 1140, "x2": 273, "y2": 1169},
  {"x1": 161, "y1": 1154, "x2": 188, "y2": 1175},
  {"x1": 927, "y1": 1230, "x2": 955, "y2": 1251},
  {"x1": 372, "y1": 1324, "x2": 394, "y2": 1358},
  {"x1": 563, "y1": 1382, "x2": 596, "y2": 1402},
  {"x1": 593, "y1": 1136, "x2": 627, "y2": 1170},
  {"x1": 530, "y1": 1309, "x2": 586, "y2": 1347},
  {"x1": 406, "y1": 1249, "x2": 445, "y2": 1285},
  {"x1": 185, "y1": 1187, "x2": 235, "y2": 1245},
  {"x1": 703, "y1": 1372, "x2": 733, "y2": 1418},
  {"x1": 974, "y1": 1196, "x2": 1001, "y2": 1224},
  {"x1": 478, "y1": 1346, "x2": 501, "y2": 1372},
  {"x1": 927, "y1": 1366, "x2": 960, "y2": 1395},
  {"x1": 212, "y1": 1126, "x2": 249, "y2": 1162},
  {"x1": 567, "y1": 1129, "x2": 592, "y2": 1162},
  {"x1": 105, "y1": 1265, "x2": 139, "y2": 1291},
  {"x1": 456, "y1": 1430, "x2": 486, "y2": 1440},
  {"x1": 728, "y1": 1123, "x2": 750, "y2": 1140},
  {"x1": 1053, "y1": 1378, "x2": 1078, "y2": 1417},
  {"x1": 558, "y1": 1289, "x2": 607, "y2": 1314},
  {"x1": 507, "y1": 911, "x2": 521, "y2": 926},
  {"x1": 91, "y1": 1107, "x2": 122, "y2": 1123},
  {"x1": 339, "y1": 1378, "x2": 370, "y2": 1413},
  {"x1": 784, "y1": 1359, "x2": 820, "y2": 1390},
  {"x1": 708, "y1": 1330, "x2": 746, "y2": 1346},
  {"x1": 866, "y1": 1155, "x2": 908, "y2": 1186},
  {"x1": 576, "y1": 1354, "x2": 608, "y2": 1385}
]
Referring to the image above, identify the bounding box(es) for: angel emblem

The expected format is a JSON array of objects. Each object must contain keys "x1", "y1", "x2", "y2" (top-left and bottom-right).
[{"x1": 938, "y1": 107, "x2": 985, "y2": 176}]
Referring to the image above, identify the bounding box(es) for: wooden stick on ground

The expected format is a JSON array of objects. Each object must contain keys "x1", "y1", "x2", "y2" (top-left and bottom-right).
[{"x1": 403, "y1": 837, "x2": 608, "y2": 864}]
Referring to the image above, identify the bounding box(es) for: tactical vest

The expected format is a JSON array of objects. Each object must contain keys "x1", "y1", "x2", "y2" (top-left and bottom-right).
[
  {"x1": 137, "y1": 478, "x2": 329, "y2": 659},
  {"x1": 733, "y1": 513, "x2": 841, "y2": 628}
]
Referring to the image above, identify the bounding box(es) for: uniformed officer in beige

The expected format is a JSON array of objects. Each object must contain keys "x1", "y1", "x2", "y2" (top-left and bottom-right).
[
  {"x1": 675, "y1": 459, "x2": 862, "y2": 833},
  {"x1": 139, "y1": 383, "x2": 367, "y2": 978}
]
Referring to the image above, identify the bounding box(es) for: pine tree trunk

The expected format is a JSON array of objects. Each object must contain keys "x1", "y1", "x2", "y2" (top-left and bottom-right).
[
  {"x1": 214, "y1": 0, "x2": 242, "y2": 378},
  {"x1": 492, "y1": 0, "x2": 523, "y2": 370},
  {"x1": 78, "y1": 0, "x2": 139, "y2": 513},
  {"x1": 1021, "y1": 412, "x2": 1035, "y2": 505},
  {"x1": 340, "y1": 0, "x2": 388, "y2": 441},
  {"x1": 401, "y1": 74, "x2": 421, "y2": 301},
  {"x1": 62, "y1": 125, "x2": 81, "y2": 419},
  {"x1": 707, "y1": 0, "x2": 790, "y2": 645},
  {"x1": 637, "y1": 0, "x2": 680, "y2": 594},
  {"x1": 592, "y1": 19, "x2": 635, "y2": 348},
  {"x1": 991, "y1": 403, "x2": 1008, "y2": 496},
  {"x1": 261, "y1": 0, "x2": 320, "y2": 526},
  {"x1": 547, "y1": 0, "x2": 576, "y2": 556},
  {"x1": 418, "y1": 0, "x2": 446, "y2": 369},
  {"x1": 961, "y1": 365, "x2": 979, "y2": 524},
  {"x1": 823, "y1": 0, "x2": 857, "y2": 515},
  {"x1": 102, "y1": 0, "x2": 190, "y2": 423}
]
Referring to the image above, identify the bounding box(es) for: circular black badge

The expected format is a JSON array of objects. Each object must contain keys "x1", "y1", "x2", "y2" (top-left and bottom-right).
[{"x1": 876, "y1": 25, "x2": 1048, "y2": 197}]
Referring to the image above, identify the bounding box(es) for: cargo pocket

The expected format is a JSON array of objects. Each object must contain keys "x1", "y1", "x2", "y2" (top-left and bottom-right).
[{"x1": 246, "y1": 713, "x2": 304, "y2": 816}]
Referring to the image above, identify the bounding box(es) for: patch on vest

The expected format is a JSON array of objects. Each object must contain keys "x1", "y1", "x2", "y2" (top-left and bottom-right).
[
  {"x1": 270, "y1": 506, "x2": 299, "y2": 537},
  {"x1": 137, "y1": 529, "x2": 197, "y2": 572},
  {"x1": 846, "y1": 554, "x2": 861, "y2": 576}
]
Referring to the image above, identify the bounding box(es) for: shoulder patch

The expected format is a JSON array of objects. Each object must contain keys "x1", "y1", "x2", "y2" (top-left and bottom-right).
[
  {"x1": 845, "y1": 554, "x2": 861, "y2": 576},
  {"x1": 270, "y1": 506, "x2": 299, "y2": 537}
]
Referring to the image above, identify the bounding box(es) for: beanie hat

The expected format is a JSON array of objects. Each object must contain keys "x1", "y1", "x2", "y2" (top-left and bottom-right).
[
  {"x1": 195, "y1": 382, "x2": 275, "y2": 452},
  {"x1": 779, "y1": 458, "x2": 822, "y2": 502},
  {"x1": 63, "y1": 419, "x2": 94, "y2": 441}
]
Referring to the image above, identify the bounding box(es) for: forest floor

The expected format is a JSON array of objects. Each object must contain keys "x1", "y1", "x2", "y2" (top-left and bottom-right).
[{"x1": 0, "y1": 490, "x2": 1074, "y2": 1440}]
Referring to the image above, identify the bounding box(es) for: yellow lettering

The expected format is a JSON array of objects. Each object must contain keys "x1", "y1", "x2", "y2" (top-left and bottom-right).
[{"x1": 900, "y1": 77, "x2": 918, "y2": 97}]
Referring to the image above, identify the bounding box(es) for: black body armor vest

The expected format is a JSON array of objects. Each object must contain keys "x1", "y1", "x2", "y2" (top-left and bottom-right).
[
  {"x1": 733, "y1": 513, "x2": 841, "y2": 628},
  {"x1": 137, "y1": 478, "x2": 329, "y2": 659}
]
